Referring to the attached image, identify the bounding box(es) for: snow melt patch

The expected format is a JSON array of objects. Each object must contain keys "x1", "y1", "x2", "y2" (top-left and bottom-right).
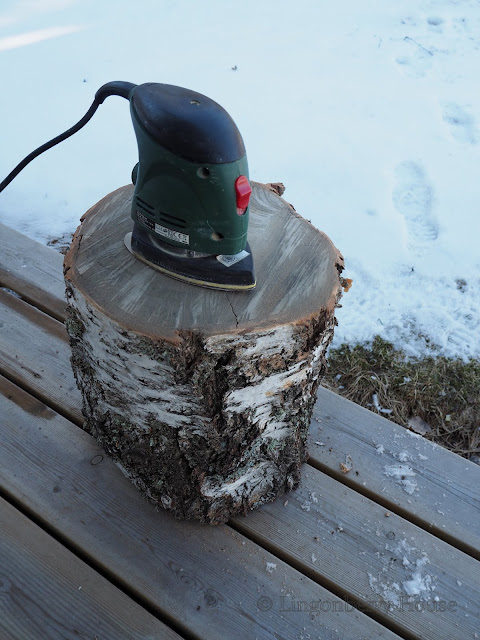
[
  {"x1": 384, "y1": 464, "x2": 417, "y2": 495},
  {"x1": 402, "y1": 555, "x2": 432, "y2": 596},
  {"x1": 367, "y1": 539, "x2": 434, "y2": 609},
  {"x1": 367, "y1": 573, "x2": 402, "y2": 609}
]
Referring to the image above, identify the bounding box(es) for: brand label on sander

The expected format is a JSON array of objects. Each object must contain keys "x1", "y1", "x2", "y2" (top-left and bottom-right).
[{"x1": 154, "y1": 223, "x2": 189, "y2": 245}]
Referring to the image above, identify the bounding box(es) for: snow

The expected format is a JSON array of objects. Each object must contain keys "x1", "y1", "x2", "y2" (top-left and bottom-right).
[
  {"x1": 371, "y1": 394, "x2": 394, "y2": 414},
  {"x1": 1, "y1": 0, "x2": 480, "y2": 360},
  {"x1": 384, "y1": 463, "x2": 418, "y2": 494},
  {"x1": 368, "y1": 538, "x2": 435, "y2": 608},
  {"x1": 402, "y1": 555, "x2": 432, "y2": 596}
]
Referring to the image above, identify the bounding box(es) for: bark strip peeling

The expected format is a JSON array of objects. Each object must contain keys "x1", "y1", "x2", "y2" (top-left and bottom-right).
[{"x1": 65, "y1": 282, "x2": 339, "y2": 524}]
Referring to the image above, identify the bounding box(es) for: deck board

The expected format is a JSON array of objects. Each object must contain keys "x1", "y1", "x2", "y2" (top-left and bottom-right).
[
  {"x1": 1, "y1": 367, "x2": 477, "y2": 639},
  {"x1": 0, "y1": 494, "x2": 181, "y2": 640},
  {"x1": 0, "y1": 374, "x2": 400, "y2": 640},
  {"x1": 0, "y1": 287, "x2": 82, "y2": 424},
  {"x1": 0, "y1": 222, "x2": 66, "y2": 321},
  {"x1": 232, "y1": 465, "x2": 480, "y2": 640},
  {"x1": 309, "y1": 391, "x2": 480, "y2": 559}
]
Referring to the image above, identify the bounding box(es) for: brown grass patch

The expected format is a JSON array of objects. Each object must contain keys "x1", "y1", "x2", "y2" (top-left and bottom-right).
[{"x1": 323, "y1": 336, "x2": 480, "y2": 461}]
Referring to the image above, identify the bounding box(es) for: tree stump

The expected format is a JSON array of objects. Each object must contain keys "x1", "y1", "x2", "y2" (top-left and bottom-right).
[{"x1": 64, "y1": 182, "x2": 344, "y2": 524}]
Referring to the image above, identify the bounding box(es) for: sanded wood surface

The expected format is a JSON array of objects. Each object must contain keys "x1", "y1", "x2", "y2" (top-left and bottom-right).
[
  {"x1": 0, "y1": 495, "x2": 181, "y2": 639},
  {"x1": 64, "y1": 183, "x2": 344, "y2": 340},
  {"x1": 0, "y1": 222, "x2": 66, "y2": 321},
  {"x1": 0, "y1": 375, "x2": 400, "y2": 640}
]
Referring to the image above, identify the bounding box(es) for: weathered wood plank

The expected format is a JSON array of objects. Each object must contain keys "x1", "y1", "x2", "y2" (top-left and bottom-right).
[
  {"x1": 232, "y1": 464, "x2": 480, "y2": 640},
  {"x1": 0, "y1": 495, "x2": 182, "y2": 640},
  {"x1": 310, "y1": 387, "x2": 480, "y2": 559},
  {"x1": 0, "y1": 222, "x2": 66, "y2": 321},
  {"x1": 0, "y1": 288, "x2": 82, "y2": 425},
  {"x1": 0, "y1": 375, "x2": 401, "y2": 640}
]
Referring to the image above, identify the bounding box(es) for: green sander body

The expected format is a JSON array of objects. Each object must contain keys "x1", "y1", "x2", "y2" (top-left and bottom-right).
[{"x1": 125, "y1": 82, "x2": 255, "y2": 289}]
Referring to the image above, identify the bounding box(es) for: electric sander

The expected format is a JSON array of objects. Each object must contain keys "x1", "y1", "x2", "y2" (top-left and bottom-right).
[{"x1": 0, "y1": 81, "x2": 256, "y2": 291}]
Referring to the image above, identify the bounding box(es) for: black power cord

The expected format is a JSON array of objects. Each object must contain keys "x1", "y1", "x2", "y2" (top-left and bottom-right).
[
  {"x1": 0, "y1": 80, "x2": 136, "y2": 194},
  {"x1": 0, "y1": 98, "x2": 101, "y2": 194}
]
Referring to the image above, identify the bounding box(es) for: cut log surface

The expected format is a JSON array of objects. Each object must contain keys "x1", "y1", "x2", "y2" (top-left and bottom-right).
[
  {"x1": 64, "y1": 183, "x2": 343, "y2": 339},
  {"x1": 64, "y1": 182, "x2": 344, "y2": 523}
]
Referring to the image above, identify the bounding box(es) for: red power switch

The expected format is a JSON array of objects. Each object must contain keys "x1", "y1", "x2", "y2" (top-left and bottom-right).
[{"x1": 235, "y1": 175, "x2": 252, "y2": 215}]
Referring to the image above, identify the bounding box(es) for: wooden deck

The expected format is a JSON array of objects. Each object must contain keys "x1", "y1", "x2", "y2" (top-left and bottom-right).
[{"x1": 0, "y1": 221, "x2": 479, "y2": 640}]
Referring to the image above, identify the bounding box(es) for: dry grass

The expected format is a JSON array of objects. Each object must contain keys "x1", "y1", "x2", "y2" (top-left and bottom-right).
[{"x1": 323, "y1": 336, "x2": 480, "y2": 461}]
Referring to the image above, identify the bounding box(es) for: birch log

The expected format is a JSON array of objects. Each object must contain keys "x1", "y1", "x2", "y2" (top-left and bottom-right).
[{"x1": 64, "y1": 182, "x2": 345, "y2": 523}]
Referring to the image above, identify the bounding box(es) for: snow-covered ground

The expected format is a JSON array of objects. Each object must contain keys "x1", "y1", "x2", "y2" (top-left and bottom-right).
[{"x1": 1, "y1": 0, "x2": 479, "y2": 360}]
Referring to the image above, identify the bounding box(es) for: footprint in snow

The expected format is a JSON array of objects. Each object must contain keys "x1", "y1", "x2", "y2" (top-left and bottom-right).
[
  {"x1": 392, "y1": 162, "x2": 439, "y2": 254},
  {"x1": 442, "y1": 102, "x2": 478, "y2": 144},
  {"x1": 426, "y1": 16, "x2": 444, "y2": 32}
]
